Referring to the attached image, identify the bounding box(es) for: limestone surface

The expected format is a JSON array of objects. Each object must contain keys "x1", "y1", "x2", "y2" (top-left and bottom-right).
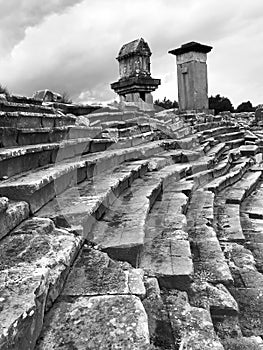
[{"x1": 35, "y1": 295, "x2": 150, "y2": 350}]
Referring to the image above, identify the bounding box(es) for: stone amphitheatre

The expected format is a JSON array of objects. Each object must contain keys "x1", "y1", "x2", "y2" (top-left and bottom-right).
[{"x1": 1, "y1": 38, "x2": 263, "y2": 350}]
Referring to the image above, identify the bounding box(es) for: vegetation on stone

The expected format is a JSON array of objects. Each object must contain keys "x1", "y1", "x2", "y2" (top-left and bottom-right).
[
  {"x1": 60, "y1": 91, "x2": 73, "y2": 104},
  {"x1": 209, "y1": 94, "x2": 234, "y2": 115},
  {"x1": 154, "y1": 97, "x2": 179, "y2": 110},
  {"x1": 0, "y1": 84, "x2": 10, "y2": 96}
]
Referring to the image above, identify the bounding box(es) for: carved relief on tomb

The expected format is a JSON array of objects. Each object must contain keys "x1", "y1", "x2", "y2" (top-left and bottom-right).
[{"x1": 135, "y1": 57, "x2": 141, "y2": 75}]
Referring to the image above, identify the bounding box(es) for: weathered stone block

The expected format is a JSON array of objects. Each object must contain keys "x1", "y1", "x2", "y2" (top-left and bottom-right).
[
  {"x1": 0, "y1": 217, "x2": 81, "y2": 350},
  {"x1": 0, "y1": 201, "x2": 29, "y2": 240},
  {"x1": 35, "y1": 295, "x2": 149, "y2": 349},
  {"x1": 62, "y1": 246, "x2": 145, "y2": 298}
]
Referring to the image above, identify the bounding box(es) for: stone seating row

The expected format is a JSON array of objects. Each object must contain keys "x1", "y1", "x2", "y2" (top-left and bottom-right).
[
  {"x1": 0, "y1": 100, "x2": 56, "y2": 114},
  {"x1": 0, "y1": 111, "x2": 75, "y2": 129},
  {"x1": 0, "y1": 125, "x2": 102, "y2": 147},
  {"x1": 0, "y1": 134, "x2": 215, "y2": 349},
  {"x1": 0, "y1": 140, "x2": 176, "y2": 214}
]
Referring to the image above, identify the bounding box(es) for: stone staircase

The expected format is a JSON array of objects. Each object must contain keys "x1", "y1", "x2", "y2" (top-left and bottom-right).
[{"x1": 1, "y1": 101, "x2": 263, "y2": 350}]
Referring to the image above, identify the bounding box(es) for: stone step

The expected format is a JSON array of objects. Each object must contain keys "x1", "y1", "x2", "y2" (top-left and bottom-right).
[
  {"x1": 245, "y1": 242, "x2": 263, "y2": 273},
  {"x1": 187, "y1": 145, "x2": 238, "y2": 185},
  {"x1": 226, "y1": 138, "x2": 245, "y2": 148},
  {"x1": 0, "y1": 199, "x2": 29, "y2": 240},
  {"x1": 0, "y1": 141, "x2": 172, "y2": 213},
  {"x1": 62, "y1": 246, "x2": 145, "y2": 297},
  {"x1": 244, "y1": 129, "x2": 259, "y2": 142},
  {"x1": 152, "y1": 120, "x2": 193, "y2": 139},
  {"x1": 143, "y1": 282, "x2": 224, "y2": 349},
  {"x1": 35, "y1": 295, "x2": 149, "y2": 350},
  {"x1": 239, "y1": 144, "x2": 259, "y2": 156},
  {"x1": 241, "y1": 213, "x2": 263, "y2": 243},
  {"x1": 189, "y1": 279, "x2": 238, "y2": 317},
  {"x1": 0, "y1": 100, "x2": 56, "y2": 114},
  {"x1": 89, "y1": 163, "x2": 189, "y2": 267},
  {"x1": 139, "y1": 190, "x2": 193, "y2": 291},
  {"x1": 162, "y1": 178, "x2": 195, "y2": 197},
  {"x1": 0, "y1": 217, "x2": 82, "y2": 350},
  {"x1": 226, "y1": 243, "x2": 263, "y2": 337},
  {"x1": 100, "y1": 120, "x2": 138, "y2": 129},
  {"x1": 204, "y1": 158, "x2": 252, "y2": 194},
  {"x1": 0, "y1": 111, "x2": 75, "y2": 129},
  {"x1": 8, "y1": 94, "x2": 43, "y2": 105},
  {"x1": 241, "y1": 181, "x2": 263, "y2": 219},
  {"x1": 187, "y1": 189, "x2": 214, "y2": 229},
  {"x1": 186, "y1": 169, "x2": 215, "y2": 187},
  {"x1": 206, "y1": 141, "x2": 227, "y2": 159},
  {"x1": 0, "y1": 138, "x2": 120, "y2": 179},
  {"x1": 240, "y1": 181, "x2": 263, "y2": 273},
  {"x1": 87, "y1": 110, "x2": 144, "y2": 124},
  {"x1": 215, "y1": 199, "x2": 245, "y2": 242},
  {"x1": 107, "y1": 131, "x2": 155, "y2": 150},
  {"x1": 212, "y1": 170, "x2": 261, "y2": 243},
  {"x1": 187, "y1": 190, "x2": 233, "y2": 285},
  {"x1": 202, "y1": 126, "x2": 240, "y2": 140},
  {"x1": 119, "y1": 125, "x2": 151, "y2": 138},
  {"x1": 215, "y1": 131, "x2": 245, "y2": 143},
  {"x1": 36, "y1": 160, "x2": 149, "y2": 235},
  {"x1": 225, "y1": 171, "x2": 262, "y2": 204},
  {"x1": 0, "y1": 126, "x2": 103, "y2": 147},
  {"x1": 164, "y1": 135, "x2": 199, "y2": 150},
  {"x1": 34, "y1": 247, "x2": 148, "y2": 349},
  {"x1": 194, "y1": 120, "x2": 234, "y2": 132}
]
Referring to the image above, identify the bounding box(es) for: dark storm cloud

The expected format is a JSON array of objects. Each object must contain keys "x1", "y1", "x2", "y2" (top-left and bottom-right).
[
  {"x1": 0, "y1": 0, "x2": 263, "y2": 106},
  {"x1": 0, "y1": 0, "x2": 83, "y2": 55}
]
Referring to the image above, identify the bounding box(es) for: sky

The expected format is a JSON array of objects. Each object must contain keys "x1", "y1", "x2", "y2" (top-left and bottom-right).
[{"x1": 0, "y1": 0, "x2": 262, "y2": 108}]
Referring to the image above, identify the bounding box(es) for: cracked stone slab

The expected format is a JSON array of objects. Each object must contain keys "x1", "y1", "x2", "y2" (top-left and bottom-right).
[
  {"x1": 89, "y1": 165, "x2": 186, "y2": 266},
  {"x1": 229, "y1": 287, "x2": 263, "y2": 337},
  {"x1": 217, "y1": 203, "x2": 245, "y2": 242},
  {"x1": 239, "y1": 144, "x2": 259, "y2": 156},
  {"x1": 140, "y1": 234, "x2": 193, "y2": 290},
  {"x1": 241, "y1": 214, "x2": 263, "y2": 243},
  {"x1": 35, "y1": 295, "x2": 150, "y2": 350},
  {"x1": 0, "y1": 217, "x2": 81, "y2": 350},
  {"x1": 187, "y1": 189, "x2": 214, "y2": 229},
  {"x1": 0, "y1": 200, "x2": 29, "y2": 240},
  {"x1": 190, "y1": 282, "x2": 239, "y2": 315},
  {"x1": 62, "y1": 246, "x2": 145, "y2": 298},
  {"x1": 36, "y1": 160, "x2": 145, "y2": 233},
  {"x1": 242, "y1": 182, "x2": 263, "y2": 219},
  {"x1": 164, "y1": 290, "x2": 224, "y2": 350},
  {"x1": 0, "y1": 141, "x2": 168, "y2": 213},
  {"x1": 246, "y1": 242, "x2": 263, "y2": 272},
  {"x1": 142, "y1": 278, "x2": 177, "y2": 349},
  {"x1": 194, "y1": 237, "x2": 233, "y2": 284},
  {"x1": 226, "y1": 171, "x2": 262, "y2": 204}
]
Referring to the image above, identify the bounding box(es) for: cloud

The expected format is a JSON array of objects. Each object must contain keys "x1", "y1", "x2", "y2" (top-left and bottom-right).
[
  {"x1": 0, "y1": 0, "x2": 83, "y2": 56},
  {"x1": 0, "y1": 0, "x2": 262, "y2": 106}
]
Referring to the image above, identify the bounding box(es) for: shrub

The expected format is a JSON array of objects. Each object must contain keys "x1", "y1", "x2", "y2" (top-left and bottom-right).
[
  {"x1": 0, "y1": 84, "x2": 9, "y2": 96},
  {"x1": 60, "y1": 91, "x2": 72, "y2": 104}
]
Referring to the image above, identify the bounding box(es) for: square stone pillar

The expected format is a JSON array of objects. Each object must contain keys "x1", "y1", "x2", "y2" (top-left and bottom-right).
[{"x1": 169, "y1": 42, "x2": 212, "y2": 111}]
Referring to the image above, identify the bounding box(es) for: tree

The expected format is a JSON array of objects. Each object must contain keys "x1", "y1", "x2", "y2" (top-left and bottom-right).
[
  {"x1": 154, "y1": 97, "x2": 179, "y2": 109},
  {"x1": 60, "y1": 91, "x2": 73, "y2": 104},
  {"x1": 209, "y1": 94, "x2": 234, "y2": 115},
  {"x1": 236, "y1": 101, "x2": 255, "y2": 113}
]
